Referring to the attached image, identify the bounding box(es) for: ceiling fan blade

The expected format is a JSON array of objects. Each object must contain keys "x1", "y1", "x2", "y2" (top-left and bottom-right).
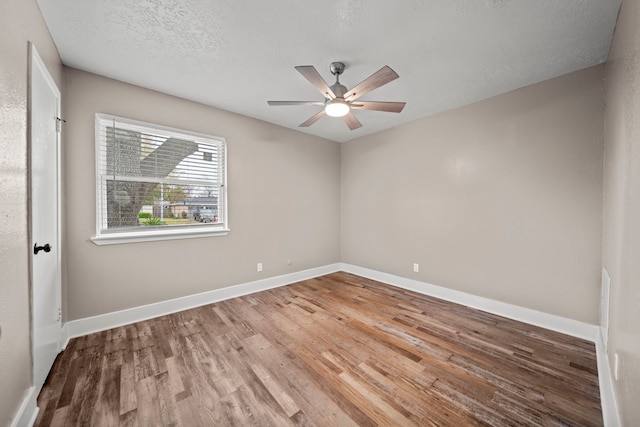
[
  {"x1": 342, "y1": 111, "x2": 362, "y2": 130},
  {"x1": 299, "y1": 110, "x2": 326, "y2": 127},
  {"x1": 268, "y1": 101, "x2": 325, "y2": 106},
  {"x1": 295, "y1": 66, "x2": 336, "y2": 99},
  {"x1": 344, "y1": 66, "x2": 399, "y2": 102},
  {"x1": 350, "y1": 101, "x2": 406, "y2": 113}
]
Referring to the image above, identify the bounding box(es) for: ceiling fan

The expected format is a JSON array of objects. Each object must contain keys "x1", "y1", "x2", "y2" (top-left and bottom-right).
[{"x1": 267, "y1": 62, "x2": 406, "y2": 130}]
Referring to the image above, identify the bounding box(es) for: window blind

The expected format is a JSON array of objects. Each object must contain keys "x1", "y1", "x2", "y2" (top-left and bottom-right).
[{"x1": 95, "y1": 114, "x2": 226, "y2": 235}]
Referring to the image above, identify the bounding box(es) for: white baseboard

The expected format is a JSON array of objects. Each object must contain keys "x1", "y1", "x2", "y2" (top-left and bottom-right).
[
  {"x1": 57, "y1": 262, "x2": 618, "y2": 426},
  {"x1": 596, "y1": 328, "x2": 621, "y2": 427},
  {"x1": 11, "y1": 386, "x2": 39, "y2": 427},
  {"x1": 340, "y1": 263, "x2": 598, "y2": 341},
  {"x1": 61, "y1": 263, "x2": 342, "y2": 347},
  {"x1": 340, "y1": 263, "x2": 619, "y2": 426}
]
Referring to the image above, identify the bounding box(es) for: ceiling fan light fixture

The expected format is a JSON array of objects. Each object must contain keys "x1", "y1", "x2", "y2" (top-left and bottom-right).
[{"x1": 325, "y1": 99, "x2": 350, "y2": 117}]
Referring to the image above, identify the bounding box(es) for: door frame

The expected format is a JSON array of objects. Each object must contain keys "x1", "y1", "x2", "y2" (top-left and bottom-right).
[{"x1": 28, "y1": 41, "x2": 62, "y2": 391}]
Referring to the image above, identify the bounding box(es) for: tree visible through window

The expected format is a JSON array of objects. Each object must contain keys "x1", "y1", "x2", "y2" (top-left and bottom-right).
[{"x1": 94, "y1": 114, "x2": 227, "y2": 243}]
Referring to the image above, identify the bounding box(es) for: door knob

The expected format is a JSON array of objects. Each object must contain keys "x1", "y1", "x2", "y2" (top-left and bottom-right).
[{"x1": 34, "y1": 243, "x2": 51, "y2": 255}]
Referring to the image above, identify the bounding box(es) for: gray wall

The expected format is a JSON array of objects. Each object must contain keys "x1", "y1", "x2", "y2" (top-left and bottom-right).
[
  {"x1": 341, "y1": 66, "x2": 604, "y2": 324},
  {"x1": 63, "y1": 68, "x2": 341, "y2": 320},
  {"x1": 603, "y1": 0, "x2": 640, "y2": 423},
  {"x1": 0, "y1": 0, "x2": 63, "y2": 423}
]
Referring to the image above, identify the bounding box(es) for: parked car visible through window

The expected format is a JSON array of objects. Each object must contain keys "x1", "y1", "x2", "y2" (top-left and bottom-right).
[{"x1": 198, "y1": 210, "x2": 217, "y2": 223}]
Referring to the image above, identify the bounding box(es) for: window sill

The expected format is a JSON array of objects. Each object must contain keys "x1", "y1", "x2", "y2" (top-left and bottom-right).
[{"x1": 91, "y1": 226, "x2": 230, "y2": 245}]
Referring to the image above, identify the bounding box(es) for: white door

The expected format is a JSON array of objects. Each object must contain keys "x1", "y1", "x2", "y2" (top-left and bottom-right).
[{"x1": 30, "y1": 44, "x2": 62, "y2": 390}]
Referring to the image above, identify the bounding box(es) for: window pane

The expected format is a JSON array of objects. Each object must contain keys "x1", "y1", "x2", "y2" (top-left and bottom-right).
[{"x1": 96, "y1": 115, "x2": 226, "y2": 236}]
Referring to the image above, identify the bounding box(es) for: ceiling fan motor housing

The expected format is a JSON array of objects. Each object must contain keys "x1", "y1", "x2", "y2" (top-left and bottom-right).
[{"x1": 330, "y1": 82, "x2": 348, "y2": 99}]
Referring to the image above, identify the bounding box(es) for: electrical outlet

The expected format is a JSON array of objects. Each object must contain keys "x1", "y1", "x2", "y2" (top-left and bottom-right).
[
  {"x1": 257, "y1": 262, "x2": 263, "y2": 272},
  {"x1": 413, "y1": 263, "x2": 419, "y2": 273},
  {"x1": 614, "y1": 353, "x2": 620, "y2": 381}
]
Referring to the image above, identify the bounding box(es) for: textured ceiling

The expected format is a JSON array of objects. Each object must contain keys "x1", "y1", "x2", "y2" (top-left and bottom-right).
[{"x1": 36, "y1": 0, "x2": 620, "y2": 143}]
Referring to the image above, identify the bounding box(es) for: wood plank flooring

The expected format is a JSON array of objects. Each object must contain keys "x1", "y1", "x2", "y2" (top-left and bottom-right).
[{"x1": 35, "y1": 272, "x2": 602, "y2": 426}]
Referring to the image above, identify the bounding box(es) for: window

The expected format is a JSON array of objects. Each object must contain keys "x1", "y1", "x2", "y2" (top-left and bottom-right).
[{"x1": 91, "y1": 114, "x2": 228, "y2": 245}]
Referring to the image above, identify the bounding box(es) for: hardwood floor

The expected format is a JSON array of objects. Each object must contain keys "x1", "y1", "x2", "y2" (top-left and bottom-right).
[{"x1": 35, "y1": 272, "x2": 602, "y2": 426}]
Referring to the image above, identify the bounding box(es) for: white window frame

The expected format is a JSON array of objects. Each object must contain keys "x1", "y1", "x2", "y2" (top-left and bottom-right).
[{"x1": 91, "y1": 114, "x2": 229, "y2": 245}]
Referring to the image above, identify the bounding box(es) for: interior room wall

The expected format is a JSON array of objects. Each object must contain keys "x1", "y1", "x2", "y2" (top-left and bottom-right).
[
  {"x1": 0, "y1": 0, "x2": 63, "y2": 423},
  {"x1": 341, "y1": 66, "x2": 604, "y2": 324},
  {"x1": 602, "y1": 0, "x2": 640, "y2": 423},
  {"x1": 4, "y1": 1, "x2": 630, "y2": 423},
  {"x1": 62, "y1": 67, "x2": 341, "y2": 321}
]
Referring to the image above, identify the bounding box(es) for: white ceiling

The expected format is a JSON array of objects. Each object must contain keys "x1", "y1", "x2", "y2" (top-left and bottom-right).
[{"x1": 36, "y1": 0, "x2": 620, "y2": 143}]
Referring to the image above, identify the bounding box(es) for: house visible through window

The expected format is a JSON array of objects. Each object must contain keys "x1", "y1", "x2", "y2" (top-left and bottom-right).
[{"x1": 92, "y1": 114, "x2": 228, "y2": 244}]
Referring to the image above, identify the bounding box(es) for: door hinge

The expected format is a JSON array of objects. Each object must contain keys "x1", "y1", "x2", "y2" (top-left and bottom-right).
[
  {"x1": 57, "y1": 307, "x2": 62, "y2": 322},
  {"x1": 56, "y1": 117, "x2": 66, "y2": 133}
]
